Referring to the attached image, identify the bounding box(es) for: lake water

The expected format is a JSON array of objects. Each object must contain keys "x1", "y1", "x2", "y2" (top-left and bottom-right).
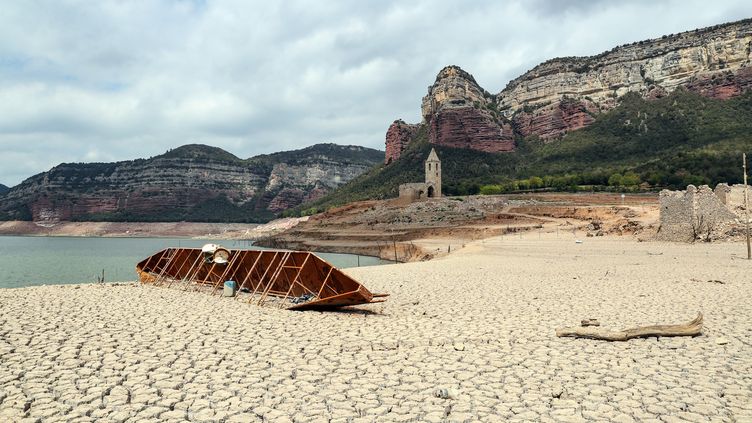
[{"x1": 0, "y1": 236, "x2": 389, "y2": 289}]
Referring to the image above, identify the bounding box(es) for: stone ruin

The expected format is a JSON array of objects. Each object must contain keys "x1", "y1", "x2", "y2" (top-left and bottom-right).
[{"x1": 657, "y1": 183, "x2": 749, "y2": 242}]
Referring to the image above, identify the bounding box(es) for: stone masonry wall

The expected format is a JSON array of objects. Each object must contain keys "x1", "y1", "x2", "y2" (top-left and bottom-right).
[
  {"x1": 657, "y1": 184, "x2": 741, "y2": 242},
  {"x1": 715, "y1": 183, "x2": 750, "y2": 214}
]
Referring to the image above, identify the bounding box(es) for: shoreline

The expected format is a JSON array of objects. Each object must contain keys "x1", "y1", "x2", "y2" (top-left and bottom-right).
[
  {"x1": 1, "y1": 236, "x2": 750, "y2": 421},
  {"x1": 0, "y1": 220, "x2": 262, "y2": 239}
]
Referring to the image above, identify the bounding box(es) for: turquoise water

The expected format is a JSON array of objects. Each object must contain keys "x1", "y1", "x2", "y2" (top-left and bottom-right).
[{"x1": 0, "y1": 236, "x2": 388, "y2": 289}]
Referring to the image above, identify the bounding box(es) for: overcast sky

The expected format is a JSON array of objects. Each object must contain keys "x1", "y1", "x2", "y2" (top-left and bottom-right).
[{"x1": 1, "y1": 1, "x2": 750, "y2": 186}]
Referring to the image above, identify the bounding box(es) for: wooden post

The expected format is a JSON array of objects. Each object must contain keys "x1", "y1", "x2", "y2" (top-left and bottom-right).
[
  {"x1": 392, "y1": 235, "x2": 398, "y2": 264},
  {"x1": 744, "y1": 153, "x2": 750, "y2": 260}
]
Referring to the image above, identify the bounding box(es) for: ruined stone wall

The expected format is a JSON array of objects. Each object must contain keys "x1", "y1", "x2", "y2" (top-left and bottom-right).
[
  {"x1": 399, "y1": 183, "x2": 428, "y2": 202},
  {"x1": 716, "y1": 183, "x2": 750, "y2": 214},
  {"x1": 657, "y1": 184, "x2": 740, "y2": 241},
  {"x1": 657, "y1": 188, "x2": 696, "y2": 242}
]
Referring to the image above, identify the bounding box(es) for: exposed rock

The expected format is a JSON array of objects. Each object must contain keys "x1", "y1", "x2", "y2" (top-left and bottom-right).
[
  {"x1": 385, "y1": 120, "x2": 420, "y2": 164},
  {"x1": 0, "y1": 144, "x2": 383, "y2": 222},
  {"x1": 428, "y1": 107, "x2": 515, "y2": 152},
  {"x1": 686, "y1": 67, "x2": 752, "y2": 99},
  {"x1": 385, "y1": 19, "x2": 752, "y2": 157},
  {"x1": 498, "y1": 19, "x2": 752, "y2": 138},
  {"x1": 421, "y1": 65, "x2": 492, "y2": 122},
  {"x1": 0, "y1": 184, "x2": 8, "y2": 195},
  {"x1": 512, "y1": 98, "x2": 598, "y2": 140},
  {"x1": 267, "y1": 188, "x2": 305, "y2": 213},
  {"x1": 302, "y1": 186, "x2": 328, "y2": 204}
]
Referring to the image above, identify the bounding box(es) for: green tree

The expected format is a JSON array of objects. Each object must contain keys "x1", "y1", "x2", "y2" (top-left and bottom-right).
[
  {"x1": 608, "y1": 173, "x2": 623, "y2": 186},
  {"x1": 529, "y1": 176, "x2": 544, "y2": 189},
  {"x1": 479, "y1": 184, "x2": 502, "y2": 195},
  {"x1": 621, "y1": 172, "x2": 641, "y2": 187}
]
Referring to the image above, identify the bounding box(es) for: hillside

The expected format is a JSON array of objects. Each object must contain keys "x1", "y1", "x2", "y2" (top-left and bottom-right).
[
  {"x1": 298, "y1": 18, "x2": 752, "y2": 216},
  {"x1": 0, "y1": 143, "x2": 383, "y2": 223},
  {"x1": 387, "y1": 18, "x2": 752, "y2": 162},
  {"x1": 0, "y1": 184, "x2": 8, "y2": 196},
  {"x1": 292, "y1": 88, "x2": 752, "y2": 215}
]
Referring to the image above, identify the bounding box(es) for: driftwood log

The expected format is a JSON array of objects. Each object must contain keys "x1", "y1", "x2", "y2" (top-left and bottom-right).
[{"x1": 556, "y1": 313, "x2": 703, "y2": 341}]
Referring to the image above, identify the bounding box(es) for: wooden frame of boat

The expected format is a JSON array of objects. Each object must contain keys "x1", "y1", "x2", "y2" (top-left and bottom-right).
[{"x1": 136, "y1": 248, "x2": 388, "y2": 310}]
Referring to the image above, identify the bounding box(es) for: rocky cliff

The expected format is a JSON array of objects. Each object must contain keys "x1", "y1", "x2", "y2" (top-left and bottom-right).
[
  {"x1": 0, "y1": 184, "x2": 8, "y2": 196},
  {"x1": 422, "y1": 67, "x2": 516, "y2": 153},
  {"x1": 386, "y1": 18, "x2": 752, "y2": 161},
  {"x1": 0, "y1": 144, "x2": 383, "y2": 222},
  {"x1": 384, "y1": 120, "x2": 420, "y2": 164}
]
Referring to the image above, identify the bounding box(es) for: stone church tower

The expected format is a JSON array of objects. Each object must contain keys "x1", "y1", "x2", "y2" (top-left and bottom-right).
[{"x1": 425, "y1": 148, "x2": 441, "y2": 198}]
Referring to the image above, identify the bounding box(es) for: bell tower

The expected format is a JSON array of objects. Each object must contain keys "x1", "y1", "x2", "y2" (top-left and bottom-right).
[{"x1": 424, "y1": 148, "x2": 441, "y2": 198}]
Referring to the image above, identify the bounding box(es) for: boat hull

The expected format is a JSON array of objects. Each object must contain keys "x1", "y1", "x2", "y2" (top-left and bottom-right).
[{"x1": 136, "y1": 248, "x2": 387, "y2": 310}]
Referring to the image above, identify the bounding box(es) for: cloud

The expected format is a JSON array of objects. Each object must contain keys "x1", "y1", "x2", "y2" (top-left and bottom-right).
[{"x1": 0, "y1": 0, "x2": 750, "y2": 185}]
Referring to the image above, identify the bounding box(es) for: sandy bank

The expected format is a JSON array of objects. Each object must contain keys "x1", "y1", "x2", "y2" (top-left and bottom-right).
[
  {"x1": 0, "y1": 236, "x2": 750, "y2": 421},
  {"x1": 0, "y1": 221, "x2": 261, "y2": 239}
]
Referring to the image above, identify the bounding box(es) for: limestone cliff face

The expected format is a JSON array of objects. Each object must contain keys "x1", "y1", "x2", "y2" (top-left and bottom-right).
[
  {"x1": 420, "y1": 66, "x2": 516, "y2": 154},
  {"x1": 264, "y1": 158, "x2": 376, "y2": 211},
  {"x1": 498, "y1": 19, "x2": 752, "y2": 138},
  {"x1": 420, "y1": 66, "x2": 492, "y2": 121},
  {"x1": 0, "y1": 144, "x2": 383, "y2": 222},
  {"x1": 385, "y1": 18, "x2": 752, "y2": 159}
]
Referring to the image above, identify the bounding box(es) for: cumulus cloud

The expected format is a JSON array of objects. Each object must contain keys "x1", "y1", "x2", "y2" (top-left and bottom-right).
[{"x1": 0, "y1": 0, "x2": 750, "y2": 185}]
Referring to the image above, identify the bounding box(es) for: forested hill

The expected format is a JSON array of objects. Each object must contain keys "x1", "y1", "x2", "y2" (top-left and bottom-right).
[
  {"x1": 0, "y1": 143, "x2": 383, "y2": 222},
  {"x1": 293, "y1": 88, "x2": 752, "y2": 215}
]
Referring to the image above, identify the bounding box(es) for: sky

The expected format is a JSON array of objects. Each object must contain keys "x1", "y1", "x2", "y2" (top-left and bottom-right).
[{"x1": 1, "y1": 1, "x2": 751, "y2": 186}]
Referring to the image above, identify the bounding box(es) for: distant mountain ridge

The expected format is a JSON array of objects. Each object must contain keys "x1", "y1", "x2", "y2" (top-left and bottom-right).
[
  {"x1": 386, "y1": 18, "x2": 752, "y2": 161},
  {"x1": 0, "y1": 143, "x2": 383, "y2": 222}
]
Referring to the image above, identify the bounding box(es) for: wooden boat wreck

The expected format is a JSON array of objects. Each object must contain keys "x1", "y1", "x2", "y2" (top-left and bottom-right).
[{"x1": 136, "y1": 246, "x2": 388, "y2": 310}]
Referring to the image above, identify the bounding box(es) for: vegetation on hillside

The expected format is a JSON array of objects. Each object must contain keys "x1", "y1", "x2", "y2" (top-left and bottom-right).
[
  {"x1": 291, "y1": 89, "x2": 752, "y2": 215},
  {"x1": 0, "y1": 143, "x2": 384, "y2": 222}
]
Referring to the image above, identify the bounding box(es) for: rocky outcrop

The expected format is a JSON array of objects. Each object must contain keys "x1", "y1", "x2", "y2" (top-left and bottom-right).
[
  {"x1": 0, "y1": 184, "x2": 8, "y2": 195},
  {"x1": 0, "y1": 144, "x2": 384, "y2": 222},
  {"x1": 267, "y1": 188, "x2": 305, "y2": 213},
  {"x1": 420, "y1": 66, "x2": 492, "y2": 121},
  {"x1": 384, "y1": 120, "x2": 419, "y2": 164},
  {"x1": 497, "y1": 19, "x2": 752, "y2": 138},
  {"x1": 686, "y1": 67, "x2": 752, "y2": 99},
  {"x1": 421, "y1": 66, "x2": 515, "y2": 152},
  {"x1": 385, "y1": 18, "x2": 752, "y2": 159},
  {"x1": 512, "y1": 98, "x2": 599, "y2": 139},
  {"x1": 427, "y1": 107, "x2": 515, "y2": 152},
  {"x1": 386, "y1": 66, "x2": 517, "y2": 161}
]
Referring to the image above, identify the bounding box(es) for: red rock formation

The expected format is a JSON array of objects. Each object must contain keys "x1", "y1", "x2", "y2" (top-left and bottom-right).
[
  {"x1": 512, "y1": 100, "x2": 598, "y2": 140},
  {"x1": 385, "y1": 120, "x2": 419, "y2": 164},
  {"x1": 302, "y1": 187, "x2": 328, "y2": 204},
  {"x1": 687, "y1": 67, "x2": 752, "y2": 100},
  {"x1": 384, "y1": 20, "x2": 752, "y2": 158},
  {"x1": 267, "y1": 188, "x2": 305, "y2": 213},
  {"x1": 267, "y1": 186, "x2": 329, "y2": 212},
  {"x1": 427, "y1": 108, "x2": 515, "y2": 152}
]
